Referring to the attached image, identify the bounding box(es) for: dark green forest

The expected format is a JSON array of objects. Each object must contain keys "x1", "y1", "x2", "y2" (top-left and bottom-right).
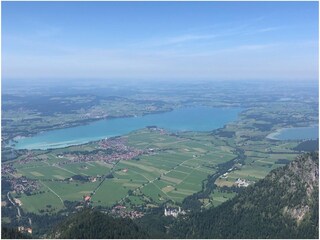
[
  {"x1": 50, "y1": 209, "x2": 149, "y2": 239},
  {"x1": 1, "y1": 227, "x2": 30, "y2": 239}
]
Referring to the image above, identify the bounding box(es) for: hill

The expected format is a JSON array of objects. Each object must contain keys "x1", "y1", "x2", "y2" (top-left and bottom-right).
[
  {"x1": 170, "y1": 152, "x2": 319, "y2": 239},
  {"x1": 293, "y1": 139, "x2": 319, "y2": 152},
  {"x1": 50, "y1": 209, "x2": 149, "y2": 239}
]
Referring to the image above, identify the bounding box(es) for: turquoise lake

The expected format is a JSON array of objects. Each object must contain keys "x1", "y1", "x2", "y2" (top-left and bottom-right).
[
  {"x1": 267, "y1": 125, "x2": 319, "y2": 141},
  {"x1": 13, "y1": 107, "x2": 242, "y2": 150}
]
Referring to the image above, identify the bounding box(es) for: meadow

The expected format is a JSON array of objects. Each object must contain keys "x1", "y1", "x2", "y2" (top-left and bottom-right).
[
  {"x1": 6, "y1": 119, "x2": 304, "y2": 215},
  {"x1": 7, "y1": 128, "x2": 238, "y2": 213}
]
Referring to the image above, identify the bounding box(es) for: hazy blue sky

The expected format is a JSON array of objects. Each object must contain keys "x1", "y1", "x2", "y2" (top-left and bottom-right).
[{"x1": 2, "y1": 2, "x2": 318, "y2": 81}]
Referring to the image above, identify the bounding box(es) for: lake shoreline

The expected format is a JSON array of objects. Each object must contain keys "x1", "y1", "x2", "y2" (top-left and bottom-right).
[
  {"x1": 266, "y1": 125, "x2": 319, "y2": 141},
  {"x1": 12, "y1": 106, "x2": 243, "y2": 150},
  {"x1": 8, "y1": 108, "x2": 175, "y2": 147}
]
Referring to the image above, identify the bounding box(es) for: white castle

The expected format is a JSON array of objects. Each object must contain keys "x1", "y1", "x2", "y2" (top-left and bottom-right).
[{"x1": 164, "y1": 207, "x2": 184, "y2": 217}]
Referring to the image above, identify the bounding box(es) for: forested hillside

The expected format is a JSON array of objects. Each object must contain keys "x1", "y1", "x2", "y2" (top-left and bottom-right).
[
  {"x1": 50, "y1": 210, "x2": 149, "y2": 239},
  {"x1": 170, "y1": 152, "x2": 319, "y2": 239},
  {"x1": 1, "y1": 227, "x2": 30, "y2": 239}
]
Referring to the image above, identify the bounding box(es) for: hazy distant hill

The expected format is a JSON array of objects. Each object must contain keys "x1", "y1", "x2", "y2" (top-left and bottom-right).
[
  {"x1": 293, "y1": 139, "x2": 319, "y2": 152},
  {"x1": 170, "y1": 152, "x2": 319, "y2": 239}
]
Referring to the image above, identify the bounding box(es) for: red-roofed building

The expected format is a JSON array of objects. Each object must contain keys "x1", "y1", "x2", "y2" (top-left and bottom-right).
[{"x1": 84, "y1": 195, "x2": 91, "y2": 202}]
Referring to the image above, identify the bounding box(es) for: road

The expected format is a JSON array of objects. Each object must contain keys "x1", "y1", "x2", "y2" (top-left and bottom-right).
[
  {"x1": 40, "y1": 181, "x2": 64, "y2": 204},
  {"x1": 7, "y1": 192, "x2": 21, "y2": 218}
]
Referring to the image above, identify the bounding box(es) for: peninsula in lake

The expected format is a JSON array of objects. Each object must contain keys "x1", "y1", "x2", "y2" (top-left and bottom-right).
[{"x1": 1, "y1": 1, "x2": 318, "y2": 239}]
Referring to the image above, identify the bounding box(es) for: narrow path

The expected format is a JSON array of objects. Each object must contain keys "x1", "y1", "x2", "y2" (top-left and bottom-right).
[
  {"x1": 7, "y1": 192, "x2": 21, "y2": 218},
  {"x1": 91, "y1": 160, "x2": 121, "y2": 197},
  {"x1": 53, "y1": 165, "x2": 77, "y2": 175},
  {"x1": 17, "y1": 207, "x2": 21, "y2": 218},
  {"x1": 203, "y1": 201, "x2": 211, "y2": 208},
  {"x1": 40, "y1": 181, "x2": 64, "y2": 204},
  {"x1": 7, "y1": 192, "x2": 15, "y2": 206},
  {"x1": 86, "y1": 162, "x2": 95, "y2": 167}
]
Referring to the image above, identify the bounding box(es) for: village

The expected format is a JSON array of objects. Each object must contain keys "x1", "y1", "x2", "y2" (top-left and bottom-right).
[
  {"x1": 2, "y1": 174, "x2": 40, "y2": 196},
  {"x1": 81, "y1": 196, "x2": 145, "y2": 220},
  {"x1": 111, "y1": 205, "x2": 144, "y2": 219},
  {"x1": 57, "y1": 137, "x2": 156, "y2": 165}
]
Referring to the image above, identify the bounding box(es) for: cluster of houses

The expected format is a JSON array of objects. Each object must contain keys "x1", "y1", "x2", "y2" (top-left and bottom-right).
[
  {"x1": 67, "y1": 175, "x2": 102, "y2": 183},
  {"x1": 98, "y1": 138, "x2": 129, "y2": 149},
  {"x1": 58, "y1": 138, "x2": 151, "y2": 165},
  {"x1": 111, "y1": 205, "x2": 144, "y2": 219},
  {"x1": 235, "y1": 178, "x2": 252, "y2": 187},
  {"x1": 220, "y1": 163, "x2": 252, "y2": 188},
  {"x1": 15, "y1": 151, "x2": 46, "y2": 165},
  {"x1": 146, "y1": 126, "x2": 167, "y2": 135},
  {"x1": 13, "y1": 198, "x2": 22, "y2": 206},
  {"x1": 221, "y1": 170, "x2": 252, "y2": 188},
  {"x1": 164, "y1": 206, "x2": 186, "y2": 218},
  {"x1": 1, "y1": 163, "x2": 15, "y2": 176},
  {"x1": 6, "y1": 176, "x2": 39, "y2": 195},
  {"x1": 82, "y1": 195, "x2": 92, "y2": 206},
  {"x1": 17, "y1": 226, "x2": 32, "y2": 235},
  {"x1": 82, "y1": 111, "x2": 108, "y2": 119}
]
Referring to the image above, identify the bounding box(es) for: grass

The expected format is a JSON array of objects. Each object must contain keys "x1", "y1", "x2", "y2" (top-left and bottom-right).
[
  {"x1": 6, "y1": 122, "x2": 302, "y2": 212},
  {"x1": 140, "y1": 182, "x2": 166, "y2": 203},
  {"x1": 165, "y1": 170, "x2": 189, "y2": 179},
  {"x1": 14, "y1": 186, "x2": 65, "y2": 214},
  {"x1": 16, "y1": 165, "x2": 74, "y2": 180},
  {"x1": 92, "y1": 180, "x2": 130, "y2": 206},
  {"x1": 61, "y1": 162, "x2": 111, "y2": 176},
  {"x1": 43, "y1": 181, "x2": 100, "y2": 201},
  {"x1": 209, "y1": 190, "x2": 237, "y2": 207}
]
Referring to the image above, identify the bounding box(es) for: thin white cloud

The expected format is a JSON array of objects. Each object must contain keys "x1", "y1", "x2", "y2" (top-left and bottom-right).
[
  {"x1": 2, "y1": 14, "x2": 317, "y2": 81},
  {"x1": 256, "y1": 27, "x2": 281, "y2": 33},
  {"x1": 132, "y1": 22, "x2": 284, "y2": 50},
  {"x1": 3, "y1": 40, "x2": 317, "y2": 81},
  {"x1": 155, "y1": 34, "x2": 218, "y2": 46}
]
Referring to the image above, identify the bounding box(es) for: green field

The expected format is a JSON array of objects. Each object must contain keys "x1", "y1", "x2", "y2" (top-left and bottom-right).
[{"x1": 4, "y1": 114, "x2": 304, "y2": 214}]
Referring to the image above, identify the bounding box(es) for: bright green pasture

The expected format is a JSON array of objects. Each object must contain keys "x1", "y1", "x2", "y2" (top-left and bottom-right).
[
  {"x1": 92, "y1": 180, "x2": 133, "y2": 206},
  {"x1": 14, "y1": 186, "x2": 65, "y2": 214},
  {"x1": 61, "y1": 162, "x2": 111, "y2": 176},
  {"x1": 140, "y1": 182, "x2": 166, "y2": 203},
  {"x1": 113, "y1": 170, "x2": 149, "y2": 183},
  {"x1": 42, "y1": 181, "x2": 99, "y2": 201},
  {"x1": 16, "y1": 165, "x2": 74, "y2": 180}
]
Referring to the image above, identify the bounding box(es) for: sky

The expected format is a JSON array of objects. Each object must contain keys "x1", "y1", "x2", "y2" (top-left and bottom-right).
[{"x1": 2, "y1": 1, "x2": 319, "y2": 82}]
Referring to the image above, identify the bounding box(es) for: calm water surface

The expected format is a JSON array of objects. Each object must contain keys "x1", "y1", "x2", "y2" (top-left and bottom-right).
[
  {"x1": 13, "y1": 107, "x2": 242, "y2": 150},
  {"x1": 267, "y1": 126, "x2": 319, "y2": 140}
]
